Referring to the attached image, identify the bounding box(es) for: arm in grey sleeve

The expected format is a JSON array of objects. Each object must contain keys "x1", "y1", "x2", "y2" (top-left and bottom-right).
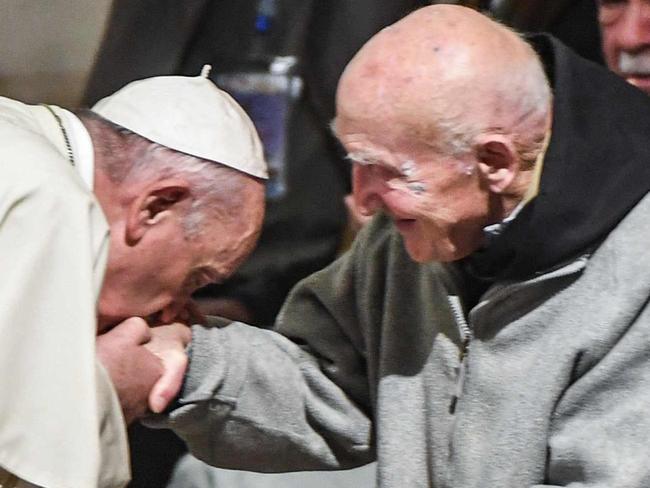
[
  {"x1": 147, "y1": 232, "x2": 378, "y2": 472},
  {"x1": 533, "y1": 303, "x2": 650, "y2": 487}
]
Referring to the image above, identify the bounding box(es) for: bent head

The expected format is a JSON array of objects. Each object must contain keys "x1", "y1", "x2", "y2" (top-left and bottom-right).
[
  {"x1": 85, "y1": 116, "x2": 265, "y2": 330},
  {"x1": 334, "y1": 5, "x2": 551, "y2": 262},
  {"x1": 598, "y1": 0, "x2": 650, "y2": 93},
  {"x1": 82, "y1": 71, "x2": 267, "y2": 330}
]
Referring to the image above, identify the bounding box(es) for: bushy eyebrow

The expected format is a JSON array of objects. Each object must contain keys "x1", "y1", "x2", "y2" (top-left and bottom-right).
[
  {"x1": 346, "y1": 152, "x2": 416, "y2": 181},
  {"x1": 331, "y1": 118, "x2": 417, "y2": 177},
  {"x1": 344, "y1": 151, "x2": 381, "y2": 166}
]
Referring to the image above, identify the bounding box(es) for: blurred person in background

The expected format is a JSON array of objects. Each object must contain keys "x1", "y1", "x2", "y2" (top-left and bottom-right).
[
  {"x1": 486, "y1": 0, "x2": 604, "y2": 64},
  {"x1": 597, "y1": 0, "x2": 650, "y2": 93}
]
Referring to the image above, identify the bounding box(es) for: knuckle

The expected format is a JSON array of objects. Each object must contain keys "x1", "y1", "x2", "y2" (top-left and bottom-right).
[{"x1": 127, "y1": 317, "x2": 152, "y2": 339}]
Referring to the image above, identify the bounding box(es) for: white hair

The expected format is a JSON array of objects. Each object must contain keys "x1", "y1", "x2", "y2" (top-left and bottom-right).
[
  {"x1": 79, "y1": 110, "x2": 255, "y2": 237},
  {"x1": 130, "y1": 144, "x2": 249, "y2": 236}
]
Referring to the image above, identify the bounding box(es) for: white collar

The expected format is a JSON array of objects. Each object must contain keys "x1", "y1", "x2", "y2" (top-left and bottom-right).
[{"x1": 483, "y1": 199, "x2": 527, "y2": 241}]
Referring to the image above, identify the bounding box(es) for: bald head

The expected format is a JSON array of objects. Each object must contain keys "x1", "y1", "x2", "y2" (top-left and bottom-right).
[
  {"x1": 336, "y1": 5, "x2": 551, "y2": 160},
  {"x1": 335, "y1": 6, "x2": 554, "y2": 264}
]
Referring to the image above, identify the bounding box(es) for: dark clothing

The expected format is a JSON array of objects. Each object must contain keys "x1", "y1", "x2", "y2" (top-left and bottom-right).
[
  {"x1": 489, "y1": 0, "x2": 603, "y2": 64},
  {"x1": 467, "y1": 34, "x2": 650, "y2": 281}
]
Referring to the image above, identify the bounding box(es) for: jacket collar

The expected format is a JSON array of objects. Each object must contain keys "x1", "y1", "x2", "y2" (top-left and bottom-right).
[{"x1": 465, "y1": 34, "x2": 650, "y2": 281}]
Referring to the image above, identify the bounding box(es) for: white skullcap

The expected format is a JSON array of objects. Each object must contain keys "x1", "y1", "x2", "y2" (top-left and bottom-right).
[{"x1": 91, "y1": 65, "x2": 268, "y2": 179}]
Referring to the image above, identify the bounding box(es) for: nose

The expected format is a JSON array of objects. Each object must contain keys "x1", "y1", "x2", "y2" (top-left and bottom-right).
[
  {"x1": 616, "y1": 1, "x2": 650, "y2": 52},
  {"x1": 352, "y1": 164, "x2": 386, "y2": 216}
]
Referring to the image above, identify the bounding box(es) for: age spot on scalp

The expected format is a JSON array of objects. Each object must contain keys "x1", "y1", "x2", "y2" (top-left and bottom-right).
[{"x1": 362, "y1": 62, "x2": 383, "y2": 78}]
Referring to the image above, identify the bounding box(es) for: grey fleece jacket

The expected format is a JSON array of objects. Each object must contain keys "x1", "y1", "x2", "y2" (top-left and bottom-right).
[{"x1": 151, "y1": 193, "x2": 650, "y2": 487}]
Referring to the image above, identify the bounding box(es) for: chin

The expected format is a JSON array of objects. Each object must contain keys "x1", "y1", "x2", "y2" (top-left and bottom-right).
[
  {"x1": 404, "y1": 238, "x2": 468, "y2": 263},
  {"x1": 405, "y1": 242, "x2": 439, "y2": 263}
]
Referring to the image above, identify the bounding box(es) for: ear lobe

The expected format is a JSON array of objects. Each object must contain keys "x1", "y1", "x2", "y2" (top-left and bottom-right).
[
  {"x1": 475, "y1": 136, "x2": 518, "y2": 194},
  {"x1": 125, "y1": 180, "x2": 190, "y2": 245}
]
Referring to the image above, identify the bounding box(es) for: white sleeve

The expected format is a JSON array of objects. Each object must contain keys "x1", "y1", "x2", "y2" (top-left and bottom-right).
[{"x1": 0, "y1": 163, "x2": 126, "y2": 488}]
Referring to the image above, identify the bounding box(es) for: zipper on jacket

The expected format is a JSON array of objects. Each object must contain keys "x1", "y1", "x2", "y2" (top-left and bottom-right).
[{"x1": 448, "y1": 295, "x2": 472, "y2": 414}]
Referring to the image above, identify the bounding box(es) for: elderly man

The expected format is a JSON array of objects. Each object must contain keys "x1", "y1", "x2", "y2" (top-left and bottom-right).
[
  {"x1": 0, "y1": 71, "x2": 265, "y2": 488},
  {"x1": 598, "y1": 0, "x2": 650, "y2": 93},
  {"x1": 136, "y1": 5, "x2": 650, "y2": 487}
]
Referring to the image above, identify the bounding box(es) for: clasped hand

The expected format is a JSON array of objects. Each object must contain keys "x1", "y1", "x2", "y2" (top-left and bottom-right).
[{"x1": 96, "y1": 317, "x2": 193, "y2": 424}]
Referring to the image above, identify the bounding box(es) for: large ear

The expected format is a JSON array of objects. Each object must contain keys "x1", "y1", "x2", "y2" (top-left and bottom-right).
[
  {"x1": 125, "y1": 178, "x2": 190, "y2": 245},
  {"x1": 475, "y1": 134, "x2": 520, "y2": 194}
]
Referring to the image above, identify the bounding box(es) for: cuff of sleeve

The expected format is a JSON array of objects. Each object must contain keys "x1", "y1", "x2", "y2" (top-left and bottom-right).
[
  {"x1": 144, "y1": 322, "x2": 251, "y2": 429},
  {"x1": 181, "y1": 322, "x2": 250, "y2": 406}
]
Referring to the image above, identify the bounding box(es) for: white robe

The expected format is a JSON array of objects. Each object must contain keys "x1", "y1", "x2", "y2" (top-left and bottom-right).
[{"x1": 0, "y1": 98, "x2": 129, "y2": 488}]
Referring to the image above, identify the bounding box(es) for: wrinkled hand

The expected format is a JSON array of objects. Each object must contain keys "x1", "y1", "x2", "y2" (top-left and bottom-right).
[
  {"x1": 145, "y1": 322, "x2": 192, "y2": 413},
  {"x1": 96, "y1": 317, "x2": 163, "y2": 424}
]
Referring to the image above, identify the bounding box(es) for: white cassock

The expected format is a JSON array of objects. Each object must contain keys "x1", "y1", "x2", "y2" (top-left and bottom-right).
[{"x1": 0, "y1": 98, "x2": 129, "y2": 488}]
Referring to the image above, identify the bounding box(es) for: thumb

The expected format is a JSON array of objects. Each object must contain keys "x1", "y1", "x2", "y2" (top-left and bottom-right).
[
  {"x1": 145, "y1": 323, "x2": 192, "y2": 412},
  {"x1": 148, "y1": 348, "x2": 188, "y2": 413}
]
